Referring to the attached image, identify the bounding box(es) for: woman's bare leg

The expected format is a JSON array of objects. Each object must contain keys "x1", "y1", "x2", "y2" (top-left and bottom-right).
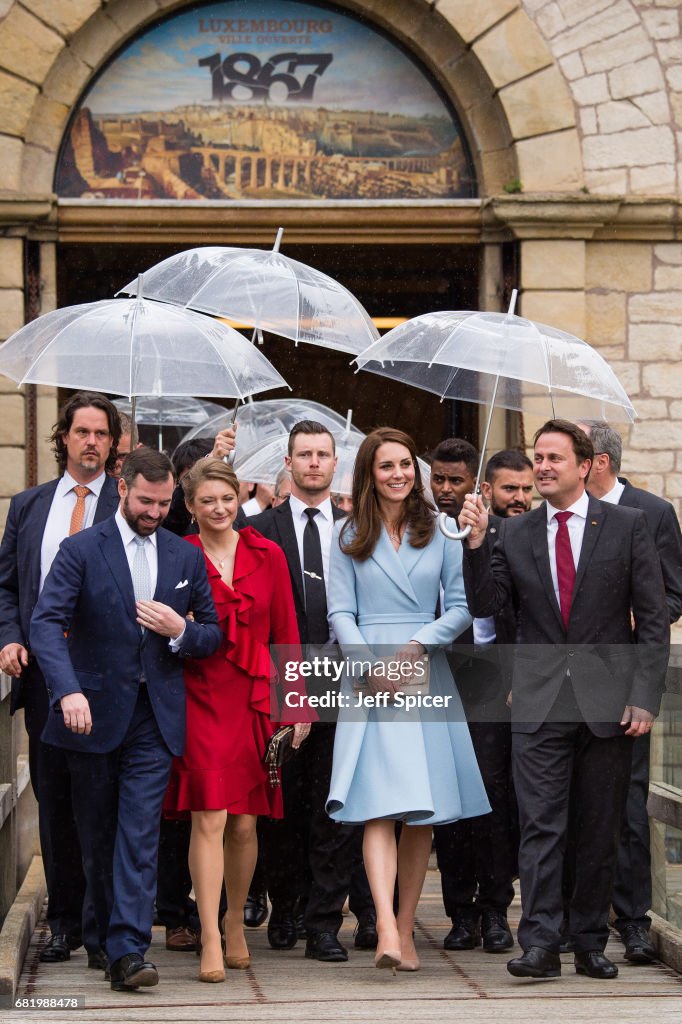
[
  {"x1": 363, "y1": 819, "x2": 400, "y2": 955},
  {"x1": 223, "y1": 813, "x2": 258, "y2": 963},
  {"x1": 189, "y1": 810, "x2": 227, "y2": 973},
  {"x1": 395, "y1": 825, "x2": 432, "y2": 962}
]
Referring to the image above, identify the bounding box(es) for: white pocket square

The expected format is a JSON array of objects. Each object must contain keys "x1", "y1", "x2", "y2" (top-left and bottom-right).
[{"x1": 175, "y1": 579, "x2": 189, "y2": 590}]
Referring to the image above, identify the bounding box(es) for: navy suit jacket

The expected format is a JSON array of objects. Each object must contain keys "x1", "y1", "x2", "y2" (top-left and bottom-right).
[
  {"x1": 0, "y1": 474, "x2": 120, "y2": 722},
  {"x1": 30, "y1": 517, "x2": 221, "y2": 755}
]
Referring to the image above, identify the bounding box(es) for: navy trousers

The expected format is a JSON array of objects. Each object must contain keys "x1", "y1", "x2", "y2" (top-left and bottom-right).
[{"x1": 66, "y1": 686, "x2": 173, "y2": 963}]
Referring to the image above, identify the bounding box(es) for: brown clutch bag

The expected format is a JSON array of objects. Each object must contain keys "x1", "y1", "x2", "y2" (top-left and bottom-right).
[{"x1": 263, "y1": 725, "x2": 303, "y2": 787}]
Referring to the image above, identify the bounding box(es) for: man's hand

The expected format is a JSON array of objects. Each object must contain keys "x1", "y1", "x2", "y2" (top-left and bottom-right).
[
  {"x1": 211, "y1": 426, "x2": 237, "y2": 460},
  {"x1": 620, "y1": 705, "x2": 655, "y2": 736},
  {"x1": 60, "y1": 692, "x2": 92, "y2": 735},
  {"x1": 0, "y1": 643, "x2": 29, "y2": 677},
  {"x1": 136, "y1": 600, "x2": 186, "y2": 638},
  {"x1": 458, "y1": 493, "x2": 488, "y2": 549}
]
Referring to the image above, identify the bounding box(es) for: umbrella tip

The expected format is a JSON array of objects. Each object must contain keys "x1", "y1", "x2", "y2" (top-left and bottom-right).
[
  {"x1": 273, "y1": 227, "x2": 284, "y2": 253},
  {"x1": 506, "y1": 288, "x2": 518, "y2": 318},
  {"x1": 136, "y1": 274, "x2": 144, "y2": 300}
]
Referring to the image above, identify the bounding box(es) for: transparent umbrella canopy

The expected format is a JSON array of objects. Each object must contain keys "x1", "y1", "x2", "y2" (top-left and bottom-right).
[
  {"x1": 182, "y1": 398, "x2": 364, "y2": 470},
  {"x1": 113, "y1": 396, "x2": 226, "y2": 427},
  {"x1": 113, "y1": 396, "x2": 227, "y2": 452},
  {"x1": 0, "y1": 293, "x2": 289, "y2": 440},
  {"x1": 354, "y1": 305, "x2": 635, "y2": 424},
  {"x1": 354, "y1": 290, "x2": 635, "y2": 538},
  {"x1": 118, "y1": 236, "x2": 379, "y2": 355}
]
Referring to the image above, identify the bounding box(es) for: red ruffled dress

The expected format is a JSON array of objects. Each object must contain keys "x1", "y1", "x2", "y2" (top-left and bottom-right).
[{"x1": 164, "y1": 528, "x2": 300, "y2": 818}]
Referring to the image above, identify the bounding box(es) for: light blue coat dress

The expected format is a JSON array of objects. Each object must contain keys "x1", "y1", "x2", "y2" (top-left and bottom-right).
[{"x1": 325, "y1": 519, "x2": 491, "y2": 826}]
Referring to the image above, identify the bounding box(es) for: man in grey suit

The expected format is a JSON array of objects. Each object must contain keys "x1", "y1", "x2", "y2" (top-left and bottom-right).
[
  {"x1": 459, "y1": 419, "x2": 669, "y2": 982},
  {"x1": 578, "y1": 419, "x2": 682, "y2": 962}
]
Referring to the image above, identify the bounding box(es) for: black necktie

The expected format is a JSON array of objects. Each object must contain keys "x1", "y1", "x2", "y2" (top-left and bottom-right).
[{"x1": 303, "y1": 507, "x2": 328, "y2": 644}]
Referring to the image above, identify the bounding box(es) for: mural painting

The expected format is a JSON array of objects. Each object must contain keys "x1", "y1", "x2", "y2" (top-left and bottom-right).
[{"x1": 56, "y1": 1, "x2": 475, "y2": 202}]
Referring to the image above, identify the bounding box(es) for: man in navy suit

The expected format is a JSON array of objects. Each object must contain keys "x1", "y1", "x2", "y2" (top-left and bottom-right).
[
  {"x1": 30, "y1": 447, "x2": 221, "y2": 992},
  {"x1": 0, "y1": 391, "x2": 121, "y2": 966},
  {"x1": 460, "y1": 419, "x2": 669, "y2": 982}
]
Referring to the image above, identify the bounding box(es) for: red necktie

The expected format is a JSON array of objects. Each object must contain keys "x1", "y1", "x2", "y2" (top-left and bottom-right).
[{"x1": 554, "y1": 511, "x2": 575, "y2": 628}]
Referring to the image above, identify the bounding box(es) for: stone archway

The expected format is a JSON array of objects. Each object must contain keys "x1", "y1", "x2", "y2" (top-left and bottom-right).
[{"x1": 7, "y1": 0, "x2": 582, "y2": 199}]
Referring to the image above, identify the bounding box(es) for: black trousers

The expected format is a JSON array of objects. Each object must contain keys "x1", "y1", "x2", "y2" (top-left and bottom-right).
[
  {"x1": 434, "y1": 721, "x2": 517, "y2": 918},
  {"x1": 260, "y1": 723, "x2": 372, "y2": 935},
  {"x1": 156, "y1": 817, "x2": 199, "y2": 930},
  {"x1": 612, "y1": 732, "x2": 652, "y2": 930},
  {"x1": 513, "y1": 720, "x2": 633, "y2": 954}
]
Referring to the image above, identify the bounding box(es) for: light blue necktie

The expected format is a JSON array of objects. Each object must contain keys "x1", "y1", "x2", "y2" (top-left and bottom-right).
[{"x1": 132, "y1": 536, "x2": 152, "y2": 605}]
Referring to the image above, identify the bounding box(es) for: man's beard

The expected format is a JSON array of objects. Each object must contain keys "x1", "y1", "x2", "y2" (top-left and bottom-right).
[{"x1": 122, "y1": 495, "x2": 164, "y2": 536}]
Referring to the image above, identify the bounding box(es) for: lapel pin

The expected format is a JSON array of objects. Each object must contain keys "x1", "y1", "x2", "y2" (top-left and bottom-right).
[
  {"x1": 591, "y1": 520, "x2": 598, "y2": 525},
  {"x1": 489, "y1": 527, "x2": 497, "y2": 534}
]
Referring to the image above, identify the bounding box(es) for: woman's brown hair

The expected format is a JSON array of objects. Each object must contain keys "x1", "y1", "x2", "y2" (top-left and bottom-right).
[
  {"x1": 340, "y1": 428, "x2": 435, "y2": 561},
  {"x1": 181, "y1": 457, "x2": 240, "y2": 504}
]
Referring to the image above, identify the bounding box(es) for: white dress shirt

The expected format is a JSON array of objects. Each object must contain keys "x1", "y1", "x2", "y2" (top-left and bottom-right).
[
  {"x1": 115, "y1": 507, "x2": 159, "y2": 595},
  {"x1": 598, "y1": 478, "x2": 625, "y2": 506},
  {"x1": 40, "y1": 471, "x2": 107, "y2": 591},
  {"x1": 114, "y1": 508, "x2": 185, "y2": 648},
  {"x1": 241, "y1": 496, "x2": 263, "y2": 517},
  {"x1": 546, "y1": 490, "x2": 589, "y2": 609},
  {"x1": 288, "y1": 493, "x2": 335, "y2": 590}
]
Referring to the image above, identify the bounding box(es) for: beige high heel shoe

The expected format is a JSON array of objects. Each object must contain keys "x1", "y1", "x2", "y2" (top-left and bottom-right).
[
  {"x1": 223, "y1": 913, "x2": 251, "y2": 969},
  {"x1": 224, "y1": 953, "x2": 251, "y2": 970},
  {"x1": 396, "y1": 957, "x2": 420, "y2": 972},
  {"x1": 374, "y1": 948, "x2": 401, "y2": 973}
]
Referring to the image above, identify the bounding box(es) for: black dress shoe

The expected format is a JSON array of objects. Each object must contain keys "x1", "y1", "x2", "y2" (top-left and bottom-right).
[
  {"x1": 39, "y1": 934, "x2": 72, "y2": 963},
  {"x1": 481, "y1": 910, "x2": 514, "y2": 953},
  {"x1": 507, "y1": 946, "x2": 561, "y2": 978},
  {"x1": 354, "y1": 915, "x2": 378, "y2": 950},
  {"x1": 87, "y1": 950, "x2": 109, "y2": 971},
  {"x1": 304, "y1": 932, "x2": 348, "y2": 962},
  {"x1": 574, "y1": 950, "x2": 618, "y2": 979},
  {"x1": 620, "y1": 923, "x2": 656, "y2": 963},
  {"x1": 267, "y1": 907, "x2": 297, "y2": 950},
  {"x1": 244, "y1": 891, "x2": 268, "y2": 928},
  {"x1": 443, "y1": 914, "x2": 481, "y2": 951},
  {"x1": 109, "y1": 953, "x2": 159, "y2": 991}
]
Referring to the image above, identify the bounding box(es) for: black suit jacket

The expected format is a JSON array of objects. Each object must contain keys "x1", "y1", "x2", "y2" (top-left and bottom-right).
[
  {"x1": 452, "y1": 513, "x2": 517, "y2": 718},
  {"x1": 616, "y1": 477, "x2": 682, "y2": 624},
  {"x1": 0, "y1": 474, "x2": 120, "y2": 722},
  {"x1": 462, "y1": 495, "x2": 670, "y2": 736},
  {"x1": 249, "y1": 498, "x2": 344, "y2": 645}
]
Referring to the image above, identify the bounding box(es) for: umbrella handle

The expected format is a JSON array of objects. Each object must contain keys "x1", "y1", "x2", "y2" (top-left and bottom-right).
[{"x1": 438, "y1": 513, "x2": 472, "y2": 541}]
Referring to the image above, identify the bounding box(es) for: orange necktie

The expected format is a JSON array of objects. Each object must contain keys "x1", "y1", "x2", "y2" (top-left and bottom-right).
[{"x1": 69, "y1": 485, "x2": 92, "y2": 536}]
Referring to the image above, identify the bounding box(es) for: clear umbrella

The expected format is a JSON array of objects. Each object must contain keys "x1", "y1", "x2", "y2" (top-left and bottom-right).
[
  {"x1": 113, "y1": 396, "x2": 226, "y2": 451},
  {"x1": 182, "y1": 399, "x2": 364, "y2": 470},
  {"x1": 118, "y1": 230, "x2": 379, "y2": 355},
  {"x1": 354, "y1": 290, "x2": 635, "y2": 537},
  {"x1": 0, "y1": 285, "x2": 289, "y2": 441},
  {"x1": 114, "y1": 395, "x2": 225, "y2": 426}
]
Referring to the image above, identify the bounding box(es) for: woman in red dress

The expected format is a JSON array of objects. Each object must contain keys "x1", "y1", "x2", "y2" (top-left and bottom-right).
[{"x1": 164, "y1": 458, "x2": 308, "y2": 983}]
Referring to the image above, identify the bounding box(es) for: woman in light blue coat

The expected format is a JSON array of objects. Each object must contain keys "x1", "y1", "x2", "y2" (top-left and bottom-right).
[{"x1": 326, "y1": 428, "x2": 490, "y2": 972}]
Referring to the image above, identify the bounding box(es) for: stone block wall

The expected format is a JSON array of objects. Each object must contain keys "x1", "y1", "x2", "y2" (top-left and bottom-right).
[{"x1": 526, "y1": 0, "x2": 681, "y2": 195}]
